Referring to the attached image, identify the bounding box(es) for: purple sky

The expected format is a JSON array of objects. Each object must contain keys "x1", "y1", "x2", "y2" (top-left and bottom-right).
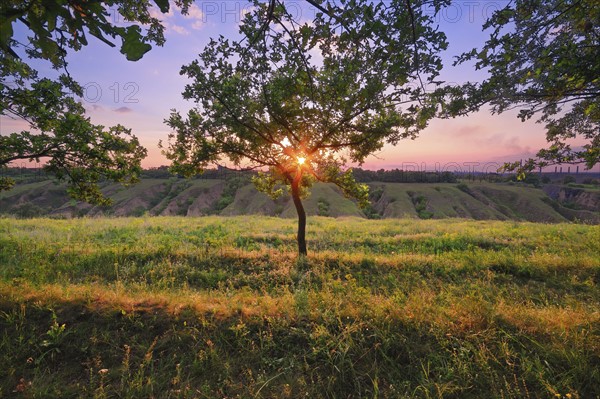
[{"x1": 2, "y1": 1, "x2": 595, "y2": 173}]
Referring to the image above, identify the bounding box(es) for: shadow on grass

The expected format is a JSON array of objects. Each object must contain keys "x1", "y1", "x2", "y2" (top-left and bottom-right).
[{"x1": 1, "y1": 291, "x2": 598, "y2": 399}]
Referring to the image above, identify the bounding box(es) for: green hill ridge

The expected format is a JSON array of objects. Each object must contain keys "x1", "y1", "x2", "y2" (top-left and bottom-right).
[{"x1": 0, "y1": 178, "x2": 598, "y2": 223}]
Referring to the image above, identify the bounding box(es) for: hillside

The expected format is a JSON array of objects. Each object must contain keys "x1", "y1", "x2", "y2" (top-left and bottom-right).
[
  {"x1": 0, "y1": 177, "x2": 598, "y2": 223},
  {"x1": 1, "y1": 217, "x2": 599, "y2": 397}
]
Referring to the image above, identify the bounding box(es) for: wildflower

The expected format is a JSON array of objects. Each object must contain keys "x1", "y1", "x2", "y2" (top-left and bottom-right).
[
  {"x1": 98, "y1": 368, "x2": 109, "y2": 375},
  {"x1": 14, "y1": 378, "x2": 31, "y2": 393}
]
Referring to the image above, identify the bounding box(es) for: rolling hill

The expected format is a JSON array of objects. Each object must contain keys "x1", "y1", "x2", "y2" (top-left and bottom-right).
[{"x1": 0, "y1": 177, "x2": 598, "y2": 223}]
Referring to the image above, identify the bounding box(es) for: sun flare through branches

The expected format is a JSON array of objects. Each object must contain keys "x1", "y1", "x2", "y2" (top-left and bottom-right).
[{"x1": 162, "y1": 0, "x2": 450, "y2": 255}]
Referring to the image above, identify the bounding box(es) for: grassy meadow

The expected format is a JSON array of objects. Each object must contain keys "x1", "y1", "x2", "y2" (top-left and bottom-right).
[{"x1": 0, "y1": 216, "x2": 599, "y2": 398}]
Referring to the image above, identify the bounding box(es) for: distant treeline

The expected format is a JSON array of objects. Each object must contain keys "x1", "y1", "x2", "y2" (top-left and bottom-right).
[
  {"x1": 4, "y1": 166, "x2": 596, "y2": 185},
  {"x1": 0, "y1": 165, "x2": 536, "y2": 185},
  {"x1": 351, "y1": 168, "x2": 458, "y2": 183},
  {"x1": 141, "y1": 166, "x2": 461, "y2": 183},
  {"x1": 0, "y1": 166, "x2": 50, "y2": 184}
]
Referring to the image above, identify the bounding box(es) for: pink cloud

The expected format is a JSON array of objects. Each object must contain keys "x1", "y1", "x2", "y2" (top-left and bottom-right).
[{"x1": 114, "y1": 106, "x2": 133, "y2": 113}]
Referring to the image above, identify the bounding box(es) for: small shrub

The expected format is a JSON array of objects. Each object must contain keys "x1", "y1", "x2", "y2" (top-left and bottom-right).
[
  {"x1": 410, "y1": 194, "x2": 433, "y2": 219},
  {"x1": 418, "y1": 210, "x2": 434, "y2": 219},
  {"x1": 363, "y1": 204, "x2": 381, "y2": 219},
  {"x1": 131, "y1": 206, "x2": 146, "y2": 217},
  {"x1": 13, "y1": 203, "x2": 45, "y2": 218},
  {"x1": 211, "y1": 176, "x2": 250, "y2": 212},
  {"x1": 456, "y1": 183, "x2": 470, "y2": 193},
  {"x1": 369, "y1": 186, "x2": 384, "y2": 202},
  {"x1": 317, "y1": 198, "x2": 330, "y2": 217},
  {"x1": 524, "y1": 174, "x2": 542, "y2": 187}
]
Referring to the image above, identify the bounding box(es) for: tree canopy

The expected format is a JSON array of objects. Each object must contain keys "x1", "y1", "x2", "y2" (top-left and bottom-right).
[
  {"x1": 455, "y1": 0, "x2": 599, "y2": 174},
  {"x1": 162, "y1": 0, "x2": 449, "y2": 254},
  {"x1": 0, "y1": 0, "x2": 192, "y2": 203},
  {"x1": 0, "y1": 0, "x2": 202, "y2": 66}
]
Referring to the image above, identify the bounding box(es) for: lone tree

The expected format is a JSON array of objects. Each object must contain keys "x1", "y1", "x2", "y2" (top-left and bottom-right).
[
  {"x1": 162, "y1": 0, "x2": 449, "y2": 255},
  {"x1": 455, "y1": 0, "x2": 599, "y2": 174},
  {"x1": 0, "y1": 0, "x2": 193, "y2": 203}
]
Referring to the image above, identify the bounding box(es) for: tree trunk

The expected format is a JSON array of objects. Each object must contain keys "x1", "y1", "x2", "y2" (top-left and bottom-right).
[{"x1": 291, "y1": 170, "x2": 307, "y2": 256}]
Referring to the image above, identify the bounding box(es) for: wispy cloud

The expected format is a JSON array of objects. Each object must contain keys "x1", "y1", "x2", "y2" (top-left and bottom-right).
[
  {"x1": 148, "y1": 4, "x2": 194, "y2": 34},
  {"x1": 184, "y1": 4, "x2": 205, "y2": 30},
  {"x1": 85, "y1": 104, "x2": 104, "y2": 112},
  {"x1": 168, "y1": 23, "x2": 190, "y2": 35},
  {"x1": 455, "y1": 124, "x2": 483, "y2": 137},
  {"x1": 114, "y1": 106, "x2": 133, "y2": 113},
  {"x1": 503, "y1": 136, "x2": 530, "y2": 154},
  {"x1": 185, "y1": 4, "x2": 204, "y2": 21},
  {"x1": 149, "y1": 5, "x2": 174, "y2": 19}
]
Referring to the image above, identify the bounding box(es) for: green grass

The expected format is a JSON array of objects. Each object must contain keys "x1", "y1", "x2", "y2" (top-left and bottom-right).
[{"x1": 0, "y1": 216, "x2": 599, "y2": 398}]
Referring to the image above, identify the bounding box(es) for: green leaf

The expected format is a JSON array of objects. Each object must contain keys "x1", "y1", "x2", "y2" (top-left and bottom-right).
[
  {"x1": 120, "y1": 26, "x2": 152, "y2": 61},
  {"x1": 38, "y1": 36, "x2": 61, "y2": 64},
  {"x1": 0, "y1": 16, "x2": 15, "y2": 46},
  {"x1": 153, "y1": 0, "x2": 170, "y2": 13},
  {"x1": 0, "y1": 176, "x2": 15, "y2": 191}
]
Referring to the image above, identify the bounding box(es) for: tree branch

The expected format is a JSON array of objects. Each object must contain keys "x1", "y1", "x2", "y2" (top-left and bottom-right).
[
  {"x1": 405, "y1": 0, "x2": 426, "y2": 101},
  {"x1": 205, "y1": 86, "x2": 277, "y2": 146},
  {"x1": 0, "y1": 145, "x2": 58, "y2": 165}
]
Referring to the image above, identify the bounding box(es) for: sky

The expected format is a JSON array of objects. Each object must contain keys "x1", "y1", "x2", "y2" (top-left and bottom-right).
[{"x1": 1, "y1": 1, "x2": 596, "y2": 173}]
